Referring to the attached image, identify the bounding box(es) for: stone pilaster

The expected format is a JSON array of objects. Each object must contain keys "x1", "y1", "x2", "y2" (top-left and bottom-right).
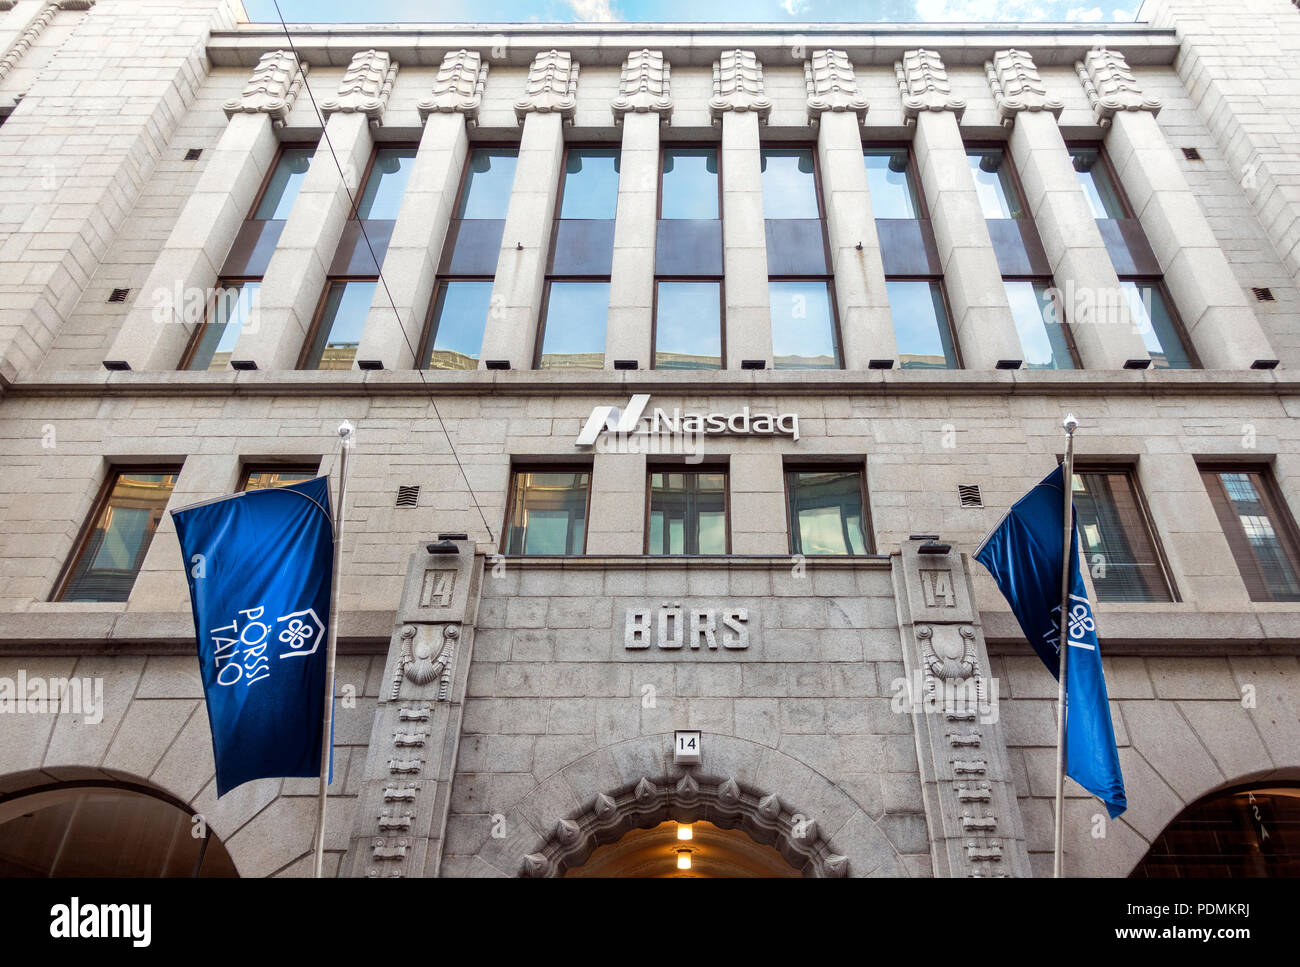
[
  {"x1": 807, "y1": 50, "x2": 892, "y2": 370},
  {"x1": 342, "y1": 541, "x2": 483, "y2": 877},
  {"x1": 585, "y1": 451, "x2": 647, "y2": 553},
  {"x1": 901, "y1": 49, "x2": 1021, "y2": 370},
  {"x1": 713, "y1": 49, "x2": 772, "y2": 369},
  {"x1": 354, "y1": 50, "x2": 483, "y2": 369},
  {"x1": 1084, "y1": 48, "x2": 1278, "y2": 369},
  {"x1": 606, "y1": 50, "x2": 670, "y2": 371},
  {"x1": 994, "y1": 49, "x2": 1152, "y2": 369},
  {"x1": 478, "y1": 50, "x2": 575, "y2": 370},
  {"x1": 230, "y1": 50, "x2": 395, "y2": 370},
  {"x1": 892, "y1": 538, "x2": 1031, "y2": 877}
]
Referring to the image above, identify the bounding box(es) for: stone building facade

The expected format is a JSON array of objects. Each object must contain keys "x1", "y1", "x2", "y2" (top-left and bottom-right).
[{"x1": 0, "y1": 0, "x2": 1297, "y2": 877}]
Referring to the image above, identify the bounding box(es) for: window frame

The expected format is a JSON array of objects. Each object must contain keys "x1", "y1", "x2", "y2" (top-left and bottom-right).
[
  {"x1": 657, "y1": 141, "x2": 723, "y2": 221},
  {"x1": 1118, "y1": 276, "x2": 1202, "y2": 370},
  {"x1": 417, "y1": 277, "x2": 495, "y2": 371},
  {"x1": 50, "y1": 464, "x2": 183, "y2": 603},
  {"x1": 882, "y1": 274, "x2": 965, "y2": 370},
  {"x1": 248, "y1": 142, "x2": 318, "y2": 221},
  {"x1": 862, "y1": 142, "x2": 931, "y2": 220},
  {"x1": 553, "y1": 143, "x2": 623, "y2": 224},
  {"x1": 238, "y1": 463, "x2": 321, "y2": 492},
  {"x1": 1002, "y1": 275, "x2": 1082, "y2": 370},
  {"x1": 533, "y1": 278, "x2": 611, "y2": 371},
  {"x1": 650, "y1": 276, "x2": 726, "y2": 371},
  {"x1": 965, "y1": 141, "x2": 1030, "y2": 220},
  {"x1": 500, "y1": 462, "x2": 594, "y2": 557},
  {"x1": 348, "y1": 143, "x2": 420, "y2": 222},
  {"x1": 1197, "y1": 461, "x2": 1300, "y2": 603},
  {"x1": 177, "y1": 277, "x2": 262, "y2": 371},
  {"x1": 767, "y1": 275, "x2": 845, "y2": 370},
  {"x1": 1066, "y1": 142, "x2": 1135, "y2": 220},
  {"x1": 644, "y1": 463, "x2": 732, "y2": 555},
  {"x1": 298, "y1": 276, "x2": 379, "y2": 370},
  {"x1": 782, "y1": 461, "x2": 876, "y2": 557}
]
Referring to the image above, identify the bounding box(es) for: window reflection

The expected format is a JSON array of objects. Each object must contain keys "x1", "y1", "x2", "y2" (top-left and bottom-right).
[
  {"x1": 770, "y1": 280, "x2": 838, "y2": 369},
  {"x1": 242, "y1": 468, "x2": 316, "y2": 490},
  {"x1": 1005, "y1": 280, "x2": 1074, "y2": 370},
  {"x1": 761, "y1": 148, "x2": 820, "y2": 219},
  {"x1": 1070, "y1": 148, "x2": 1125, "y2": 219},
  {"x1": 505, "y1": 470, "x2": 589, "y2": 555},
  {"x1": 885, "y1": 280, "x2": 957, "y2": 369},
  {"x1": 967, "y1": 149, "x2": 1024, "y2": 219},
  {"x1": 457, "y1": 148, "x2": 518, "y2": 220},
  {"x1": 1120, "y1": 281, "x2": 1194, "y2": 369},
  {"x1": 661, "y1": 147, "x2": 719, "y2": 220},
  {"x1": 560, "y1": 148, "x2": 621, "y2": 220},
  {"x1": 356, "y1": 147, "x2": 418, "y2": 220},
  {"x1": 655, "y1": 281, "x2": 721, "y2": 370},
  {"x1": 305, "y1": 280, "x2": 376, "y2": 370},
  {"x1": 253, "y1": 147, "x2": 313, "y2": 220},
  {"x1": 538, "y1": 281, "x2": 609, "y2": 369},
  {"x1": 648, "y1": 471, "x2": 727, "y2": 555},
  {"x1": 426, "y1": 280, "x2": 492, "y2": 370},
  {"x1": 864, "y1": 149, "x2": 920, "y2": 219},
  {"x1": 186, "y1": 281, "x2": 259, "y2": 371},
  {"x1": 786, "y1": 469, "x2": 870, "y2": 556},
  {"x1": 1071, "y1": 469, "x2": 1174, "y2": 602}
]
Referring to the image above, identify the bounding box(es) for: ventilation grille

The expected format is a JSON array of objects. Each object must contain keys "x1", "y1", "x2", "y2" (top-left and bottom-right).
[
  {"x1": 1252, "y1": 287, "x2": 1275, "y2": 302},
  {"x1": 184, "y1": 148, "x2": 203, "y2": 161},
  {"x1": 107, "y1": 288, "x2": 129, "y2": 303},
  {"x1": 1181, "y1": 146, "x2": 1202, "y2": 161},
  {"x1": 395, "y1": 485, "x2": 420, "y2": 508},
  {"x1": 958, "y1": 484, "x2": 983, "y2": 508}
]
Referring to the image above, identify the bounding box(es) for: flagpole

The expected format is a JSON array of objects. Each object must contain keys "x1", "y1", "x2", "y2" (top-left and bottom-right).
[
  {"x1": 313, "y1": 420, "x2": 353, "y2": 879},
  {"x1": 1053, "y1": 412, "x2": 1078, "y2": 878}
]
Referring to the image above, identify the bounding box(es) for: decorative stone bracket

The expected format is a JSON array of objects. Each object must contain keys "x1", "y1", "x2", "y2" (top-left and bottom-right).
[
  {"x1": 321, "y1": 48, "x2": 399, "y2": 126},
  {"x1": 612, "y1": 48, "x2": 672, "y2": 124},
  {"x1": 222, "y1": 49, "x2": 308, "y2": 126},
  {"x1": 709, "y1": 48, "x2": 771, "y2": 124},
  {"x1": 515, "y1": 49, "x2": 579, "y2": 123},
  {"x1": 895, "y1": 48, "x2": 966, "y2": 123},
  {"x1": 1077, "y1": 46, "x2": 1161, "y2": 127},
  {"x1": 804, "y1": 49, "x2": 869, "y2": 125},
  {"x1": 418, "y1": 48, "x2": 487, "y2": 124},
  {"x1": 986, "y1": 48, "x2": 1063, "y2": 125}
]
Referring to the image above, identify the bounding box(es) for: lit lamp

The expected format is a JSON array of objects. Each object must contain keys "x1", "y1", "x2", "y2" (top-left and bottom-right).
[
  {"x1": 676, "y1": 848, "x2": 693, "y2": 871},
  {"x1": 676, "y1": 823, "x2": 693, "y2": 841}
]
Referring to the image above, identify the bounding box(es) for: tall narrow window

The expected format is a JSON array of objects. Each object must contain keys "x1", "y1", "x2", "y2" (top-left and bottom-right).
[
  {"x1": 655, "y1": 281, "x2": 722, "y2": 370},
  {"x1": 1004, "y1": 280, "x2": 1076, "y2": 370},
  {"x1": 1070, "y1": 147, "x2": 1126, "y2": 219},
  {"x1": 504, "y1": 468, "x2": 590, "y2": 555},
  {"x1": 968, "y1": 148, "x2": 1024, "y2": 219},
  {"x1": 864, "y1": 148, "x2": 920, "y2": 219},
  {"x1": 180, "y1": 145, "x2": 314, "y2": 369},
  {"x1": 537, "y1": 147, "x2": 619, "y2": 370},
  {"x1": 762, "y1": 147, "x2": 839, "y2": 369},
  {"x1": 303, "y1": 280, "x2": 377, "y2": 370},
  {"x1": 885, "y1": 280, "x2": 958, "y2": 369},
  {"x1": 54, "y1": 468, "x2": 181, "y2": 602},
  {"x1": 1120, "y1": 280, "x2": 1196, "y2": 370},
  {"x1": 1200, "y1": 466, "x2": 1300, "y2": 602},
  {"x1": 655, "y1": 146, "x2": 723, "y2": 368},
  {"x1": 786, "y1": 467, "x2": 871, "y2": 556},
  {"x1": 1071, "y1": 469, "x2": 1175, "y2": 602},
  {"x1": 648, "y1": 469, "x2": 728, "y2": 555}
]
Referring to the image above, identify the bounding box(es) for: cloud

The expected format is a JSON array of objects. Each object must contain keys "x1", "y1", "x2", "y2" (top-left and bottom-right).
[
  {"x1": 913, "y1": 0, "x2": 1044, "y2": 21},
  {"x1": 564, "y1": 0, "x2": 620, "y2": 20},
  {"x1": 1066, "y1": 5, "x2": 1104, "y2": 19},
  {"x1": 781, "y1": 0, "x2": 807, "y2": 14}
]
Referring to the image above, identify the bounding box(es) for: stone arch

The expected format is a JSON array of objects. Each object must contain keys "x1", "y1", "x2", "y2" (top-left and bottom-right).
[{"x1": 470, "y1": 733, "x2": 911, "y2": 878}]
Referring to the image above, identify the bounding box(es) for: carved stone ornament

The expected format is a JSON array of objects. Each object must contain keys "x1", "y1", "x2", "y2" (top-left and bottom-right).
[
  {"x1": 611, "y1": 48, "x2": 672, "y2": 124},
  {"x1": 398, "y1": 623, "x2": 457, "y2": 700},
  {"x1": 986, "y1": 48, "x2": 1063, "y2": 124},
  {"x1": 321, "y1": 48, "x2": 399, "y2": 124},
  {"x1": 895, "y1": 48, "x2": 966, "y2": 123},
  {"x1": 804, "y1": 49, "x2": 869, "y2": 124},
  {"x1": 1, "y1": 1, "x2": 97, "y2": 83},
  {"x1": 709, "y1": 49, "x2": 771, "y2": 123},
  {"x1": 222, "y1": 50, "x2": 307, "y2": 126},
  {"x1": 514, "y1": 49, "x2": 579, "y2": 123},
  {"x1": 418, "y1": 48, "x2": 487, "y2": 124},
  {"x1": 1077, "y1": 47, "x2": 1161, "y2": 126},
  {"x1": 918, "y1": 623, "x2": 981, "y2": 682}
]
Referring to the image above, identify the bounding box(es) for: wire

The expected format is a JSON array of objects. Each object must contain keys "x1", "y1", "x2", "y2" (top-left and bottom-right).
[{"x1": 270, "y1": 0, "x2": 496, "y2": 545}]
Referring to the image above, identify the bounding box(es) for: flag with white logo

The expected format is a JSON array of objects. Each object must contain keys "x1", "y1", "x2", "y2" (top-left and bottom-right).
[
  {"x1": 974, "y1": 464, "x2": 1126, "y2": 818},
  {"x1": 172, "y1": 476, "x2": 334, "y2": 796}
]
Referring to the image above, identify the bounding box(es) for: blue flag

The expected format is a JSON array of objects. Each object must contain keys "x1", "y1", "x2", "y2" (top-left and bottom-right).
[
  {"x1": 974, "y1": 465, "x2": 1126, "y2": 818},
  {"x1": 172, "y1": 476, "x2": 334, "y2": 797}
]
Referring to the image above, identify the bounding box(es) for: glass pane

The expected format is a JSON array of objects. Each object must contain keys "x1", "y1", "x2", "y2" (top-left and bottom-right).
[
  {"x1": 243, "y1": 469, "x2": 316, "y2": 490},
  {"x1": 1120, "y1": 281, "x2": 1193, "y2": 369},
  {"x1": 886, "y1": 280, "x2": 957, "y2": 369},
  {"x1": 306, "y1": 280, "x2": 376, "y2": 370},
  {"x1": 655, "y1": 281, "x2": 721, "y2": 370},
  {"x1": 648, "y1": 471, "x2": 727, "y2": 555},
  {"x1": 968, "y1": 149, "x2": 1024, "y2": 219},
  {"x1": 253, "y1": 147, "x2": 313, "y2": 219},
  {"x1": 355, "y1": 147, "x2": 418, "y2": 220},
  {"x1": 1005, "y1": 280, "x2": 1074, "y2": 370},
  {"x1": 185, "y1": 281, "x2": 259, "y2": 371},
  {"x1": 60, "y1": 470, "x2": 179, "y2": 602},
  {"x1": 427, "y1": 280, "x2": 492, "y2": 370},
  {"x1": 506, "y1": 471, "x2": 589, "y2": 555},
  {"x1": 1071, "y1": 147, "x2": 1125, "y2": 219},
  {"x1": 457, "y1": 148, "x2": 518, "y2": 220},
  {"x1": 538, "y1": 281, "x2": 608, "y2": 369},
  {"x1": 560, "y1": 148, "x2": 621, "y2": 220},
  {"x1": 787, "y1": 470, "x2": 869, "y2": 556},
  {"x1": 761, "y1": 148, "x2": 820, "y2": 219},
  {"x1": 1072, "y1": 470, "x2": 1172, "y2": 602},
  {"x1": 770, "y1": 280, "x2": 839, "y2": 369},
  {"x1": 864, "y1": 149, "x2": 919, "y2": 219},
  {"x1": 661, "y1": 147, "x2": 719, "y2": 219},
  {"x1": 1217, "y1": 472, "x2": 1300, "y2": 602}
]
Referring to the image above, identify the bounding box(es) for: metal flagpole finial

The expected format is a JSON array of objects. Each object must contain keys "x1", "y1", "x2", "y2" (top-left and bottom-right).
[
  {"x1": 338, "y1": 420, "x2": 355, "y2": 447},
  {"x1": 1063, "y1": 412, "x2": 1078, "y2": 435}
]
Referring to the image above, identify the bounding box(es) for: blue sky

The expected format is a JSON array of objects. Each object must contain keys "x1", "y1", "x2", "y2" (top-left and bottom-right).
[{"x1": 242, "y1": 0, "x2": 1143, "y2": 24}]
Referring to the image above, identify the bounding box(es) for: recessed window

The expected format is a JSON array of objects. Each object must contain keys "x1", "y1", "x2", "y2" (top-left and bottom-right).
[
  {"x1": 1004, "y1": 280, "x2": 1075, "y2": 370},
  {"x1": 967, "y1": 149, "x2": 1024, "y2": 220},
  {"x1": 504, "y1": 469, "x2": 590, "y2": 555},
  {"x1": 355, "y1": 147, "x2": 418, "y2": 220},
  {"x1": 241, "y1": 467, "x2": 317, "y2": 491},
  {"x1": 55, "y1": 469, "x2": 181, "y2": 602},
  {"x1": 1070, "y1": 147, "x2": 1126, "y2": 220},
  {"x1": 655, "y1": 281, "x2": 721, "y2": 370},
  {"x1": 537, "y1": 281, "x2": 609, "y2": 370},
  {"x1": 304, "y1": 280, "x2": 376, "y2": 370},
  {"x1": 648, "y1": 469, "x2": 728, "y2": 555},
  {"x1": 864, "y1": 148, "x2": 920, "y2": 219},
  {"x1": 1071, "y1": 469, "x2": 1175, "y2": 602},
  {"x1": 769, "y1": 280, "x2": 839, "y2": 369},
  {"x1": 1120, "y1": 281, "x2": 1195, "y2": 370},
  {"x1": 761, "y1": 148, "x2": 820, "y2": 219},
  {"x1": 559, "y1": 148, "x2": 621, "y2": 220},
  {"x1": 253, "y1": 147, "x2": 313, "y2": 220},
  {"x1": 456, "y1": 147, "x2": 518, "y2": 220},
  {"x1": 661, "y1": 147, "x2": 719, "y2": 220},
  {"x1": 425, "y1": 280, "x2": 492, "y2": 370},
  {"x1": 184, "y1": 281, "x2": 259, "y2": 371},
  {"x1": 885, "y1": 280, "x2": 958, "y2": 369},
  {"x1": 786, "y1": 467, "x2": 871, "y2": 556},
  {"x1": 1200, "y1": 466, "x2": 1300, "y2": 602}
]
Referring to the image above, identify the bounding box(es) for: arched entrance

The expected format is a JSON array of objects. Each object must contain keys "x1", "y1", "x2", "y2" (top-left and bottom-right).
[
  {"x1": 0, "y1": 780, "x2": 238, "y2": 877},
  {"x1": 566, "y1": 820, "x2": 803, "y2": 877},
  {"x1": 1131, "y1": 784, "x2": 1300, "y2": 878}
]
